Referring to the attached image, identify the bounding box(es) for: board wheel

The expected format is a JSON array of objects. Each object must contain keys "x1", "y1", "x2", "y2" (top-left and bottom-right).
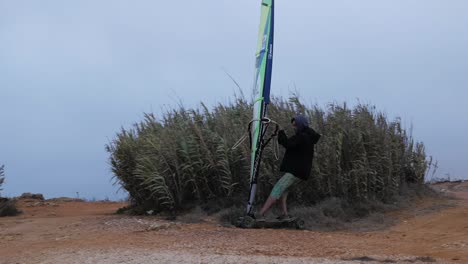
[
  {"x1": 295, "y1": 218, "x2": 305, "y2": 230},
  {"x1": 241, "y1": 215, "x2": 256, "y2": 228}
]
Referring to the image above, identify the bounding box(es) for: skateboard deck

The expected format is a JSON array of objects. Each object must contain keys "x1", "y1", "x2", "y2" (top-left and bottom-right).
[{"x1": 236, "y1": 216, "x2": 305, "y2": 230}]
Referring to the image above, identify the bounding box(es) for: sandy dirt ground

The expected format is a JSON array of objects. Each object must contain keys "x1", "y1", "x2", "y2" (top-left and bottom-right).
[{"x1": 1, "y1": 182, "x2": 468, "y2": 264}]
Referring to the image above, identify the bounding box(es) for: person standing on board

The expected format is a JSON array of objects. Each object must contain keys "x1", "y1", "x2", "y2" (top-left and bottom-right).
[{"x1": 258, "y1": 114, "x2": 321, "y2": 219}]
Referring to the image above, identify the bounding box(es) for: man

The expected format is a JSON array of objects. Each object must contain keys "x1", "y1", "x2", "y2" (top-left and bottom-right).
[{"x1": 258, "y1": 114, "x2": 321, "y2": 219}]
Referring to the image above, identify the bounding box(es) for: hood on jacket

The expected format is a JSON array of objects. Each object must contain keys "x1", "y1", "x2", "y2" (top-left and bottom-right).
[{"x1": 291, "y1": 114, "x2": 309, "y2": 133}]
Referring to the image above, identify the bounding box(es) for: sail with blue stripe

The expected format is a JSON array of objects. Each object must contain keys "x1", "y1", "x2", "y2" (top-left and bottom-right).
[{"x1": 246, "y1": 0, "x2": 275, "y2": 216}]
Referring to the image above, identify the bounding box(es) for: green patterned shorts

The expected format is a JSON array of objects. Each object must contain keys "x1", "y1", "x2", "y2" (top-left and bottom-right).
[{"x1": 270, "y1": 173, "x2": 301, "y2": 199}]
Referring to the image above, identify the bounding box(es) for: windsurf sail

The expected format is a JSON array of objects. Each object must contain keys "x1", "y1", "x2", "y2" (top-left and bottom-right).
[{"x1": 246, "y1": 0, "x2": 276, "y2": 216}]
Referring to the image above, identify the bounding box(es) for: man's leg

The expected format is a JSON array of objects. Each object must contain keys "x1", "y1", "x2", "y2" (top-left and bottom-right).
[
  {"x1": 259, "y1": 173, "x2": 293, "y2": 217},
  {"x1": 259, "y1": 196, "x2": 277, "y2": 216},
  {"x1": 280, "y1": 192, "x2": 289, "y2": 216}
]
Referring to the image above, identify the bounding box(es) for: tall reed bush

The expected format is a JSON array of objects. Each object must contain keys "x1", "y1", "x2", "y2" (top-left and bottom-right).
[{"x1": 106, "y1": 96, "x2": 430, "y2": 213}]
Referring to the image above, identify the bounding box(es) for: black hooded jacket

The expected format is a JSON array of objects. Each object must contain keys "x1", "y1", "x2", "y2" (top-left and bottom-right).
[{"x1": 278, "y1": 127, "x2": 321, "y2": 180}]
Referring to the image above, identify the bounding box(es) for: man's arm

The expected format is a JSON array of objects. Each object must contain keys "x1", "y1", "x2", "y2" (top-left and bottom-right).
[
  {"x1": 278, "y1": 130, "x2": 304, "y2": 150},
  {"x1": 310, "y1": 128, "x2": 321, "y2": 144}
]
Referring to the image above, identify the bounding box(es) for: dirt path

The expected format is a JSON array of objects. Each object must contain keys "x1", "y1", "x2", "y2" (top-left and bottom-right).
[{"x1": 1, "y1": 182, "x2": 467, "y2": 264}]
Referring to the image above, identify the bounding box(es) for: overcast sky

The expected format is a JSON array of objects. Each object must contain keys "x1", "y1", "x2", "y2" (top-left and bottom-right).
[{"x1": 1, "y1": 0, "x2": 467, "y2": 200}]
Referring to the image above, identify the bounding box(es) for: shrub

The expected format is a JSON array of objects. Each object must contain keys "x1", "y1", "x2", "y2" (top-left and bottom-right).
[
  {"x1": 107, "y1": 96, "x2": 431, "y2": 214},
  {"x1": 0, "y1": 165, "x2": 4, "y2": 194},
  {"x1": 0, "y1": 165, "x2": 21, "y2": 217}
]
